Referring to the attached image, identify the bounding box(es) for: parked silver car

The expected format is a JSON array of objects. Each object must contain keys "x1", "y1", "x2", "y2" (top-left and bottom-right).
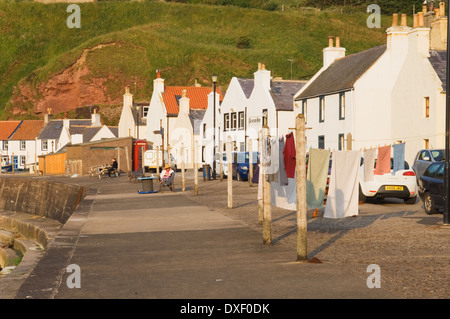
[{"x1": 411, "y1": 149, "x2": 444, "y2": 183}]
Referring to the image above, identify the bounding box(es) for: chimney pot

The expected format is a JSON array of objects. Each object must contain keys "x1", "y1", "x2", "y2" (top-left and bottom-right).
[
  {"x1": 418, "y1": 12, "x2": 424, "y2": 27},
  {"x1": 261, "y1": 64, "x2": 266, "y2": 70},
  {"x1": 156, "y1": 69, "x2": 161, "y2": 78},
  {"x1": 401, "y1": 14, "x2": 407, "y2": 26},
  {"x1": 258, "y1": 62, "x2": 262, "y2": 70},
  {"x1": 440, "y1": 2, "x2": 445, "y2": 17},
  {"x1": 182, "y1": 89, "x2": 187, "y2": 98},
  {"x1": 413, "y1": 14, "x2": 418, "y2": 27},
  {"x1": 125, "y1": 86, "x2": 130, "y2": 94},
  {"x1": 392, "y1": 13, "x2": 399, "y2": 26},
  {"x1": 335, "y1": 37, "x2": 340, "y2": 48},
  {"x1": 328, "y1": 36, "x2": 334, "y2": 47},
  {"x1": 423, "y1": 1, "x2": 427, "y2": 13}
]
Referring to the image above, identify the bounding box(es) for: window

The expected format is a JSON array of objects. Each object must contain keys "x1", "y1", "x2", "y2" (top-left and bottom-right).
[
  {"x1": 302, "y1": 99, "x2": 307, "y2": 123},
  {"x1": 424, "y1": 138, "x2": 430, "y2": 149},
  {"x1": 238, "y1": 112, "x2": 245, "y2": 130},
  {"x1": 224, "y1": 114, "x2": 230, "y2": 131},
  {"x1": 319, "y1": 96, "x2": 325, "y2": 122},
  {"x1": 143, "y1": 106, "x2": 149, "y2": 118},
  {"x1": 2, "y1": 141, "x2": 7, "y2": 151},
  {"x1": 20, "y1": 156, "x2": 26, "y2": 166},
  {"x1": 339, "y1": 92, "x2": 345, "y2": 120},
  {"x1": 262, "y1": 109, "x2": 268, "y2": 127},
  {"x1": 42, "y1": 140, "x2": 48, "y2": 151},
  {"x1": 202, "y1": 146, "x2": 205, "y2": 162},
  {"x1": 338, "y1": 133, "x2": 345, "y2": 150},
  {"x1": 203, "y1": 123, "x2": 207, "y2": 138},
  {"x1": 318, "y1": 135, "x2": 325, "y2": 149},
  {"x1": 20, "y1": 140, "x2": 26, "y2": 150},
  {"x1": 419, "y1": 150, "x2": 431, "y2": 161},
  {"x1": 231, "y1": 112, "x2": 237, "y2": 130},
  {"x1": 424, "y1": 97, "x2": 430, "y2": 118},
  {"x1": 436, "y1": 163, "x2": 445, "y2": 179}
]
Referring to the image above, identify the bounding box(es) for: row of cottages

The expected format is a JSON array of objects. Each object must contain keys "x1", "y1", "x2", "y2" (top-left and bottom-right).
[
  {"x1": 0, "y1": 110, "x2": 117, "y2": 171},
  {"x1": 137, "y1": 70, "x2": 223, "y2": 168},
  {"x1": 221, "y1": 63, "x2": 306, "y2": 153},
  {"x1": 293, "y1": 4, "x2": 448, "y2": 165}
]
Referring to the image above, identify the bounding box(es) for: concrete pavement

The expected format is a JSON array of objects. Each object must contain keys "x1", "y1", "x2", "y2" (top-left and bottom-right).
[{"x1": 7, "y1": 174, "x2": 398, "y2": 303}]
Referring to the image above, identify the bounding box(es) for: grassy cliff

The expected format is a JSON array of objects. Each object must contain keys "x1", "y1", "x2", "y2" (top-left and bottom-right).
[{"x1": 0, "y1": 1, "x2": 392, "y2": 120}]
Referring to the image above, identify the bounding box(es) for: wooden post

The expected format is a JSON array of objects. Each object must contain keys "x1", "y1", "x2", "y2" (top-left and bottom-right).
[
  {"x1": 262, "y1": 126, "x2": 271, "y2": 245},
  {"x1": 168, "y1": 144, "x2": 171, "y2": 166},
  {"x1": 125, "y1": 146, "x2": 130, "y2": 171},
  {"x1": 296, "y1": 114, "x2": 307, "y2": 260},
  {"x1": 181, "y1": 143, "x2": 185, "y2": 192},
  {"x1": 194, "y1": 140, "x2": 198, "y2": 195},
  {"x1": 219, "y1": 141, "x2": 223, "y2": 181},
  {"x1": 156, "y1": 146, "x2": 160, "y2": 176},
  {"x1": 117, "y1": 147, "x2": 121, "y2": 172},
  {"x1": 141, "y1": 146, "x2": 145, "y2": 172},
  {"x1": 227, "y1": 135, "x2": 233, "y2": 208},
  {"x1": 258, "y1": 129, "x2": 263, "y2": 224},
  {"x1": 249, "y1": 138, "x2": 253, "y2": 187},
  {"x1": 12, "y1": 152, "x2": 15, "y2": 175}
]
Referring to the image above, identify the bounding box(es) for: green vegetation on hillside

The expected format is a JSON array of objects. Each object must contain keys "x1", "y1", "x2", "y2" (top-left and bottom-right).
[{"x1": 0, "y1": 1, "x2": 392, "y2": 120}]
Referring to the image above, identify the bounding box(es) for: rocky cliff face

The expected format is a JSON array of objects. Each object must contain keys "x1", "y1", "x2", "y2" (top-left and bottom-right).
[{"x1": 9, "y1": 43, "x2": 148, "y2": 117}]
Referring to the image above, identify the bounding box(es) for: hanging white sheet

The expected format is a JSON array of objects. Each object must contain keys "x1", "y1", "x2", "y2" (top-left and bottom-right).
[
  {"x1": 324, "y1": 150, "x2": 361, "y2": 219},
  {"x1": 270, "y1": 176, "x2": 297, "y2": 211}
]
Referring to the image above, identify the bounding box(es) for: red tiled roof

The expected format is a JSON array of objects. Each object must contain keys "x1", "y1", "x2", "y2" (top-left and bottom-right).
[
  {"x1": 10, "y1": 120, "x2": 45, "y2": 140},
  {"x1": 162, "y1": 86, "x2": 223, "y2": 115},
  {"x1": 0, "y1": 121, "x2": 22, "y2": 140}
]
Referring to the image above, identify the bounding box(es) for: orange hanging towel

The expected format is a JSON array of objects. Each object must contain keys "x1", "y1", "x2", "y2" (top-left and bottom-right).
[{"x1": 374, "y1": 145, "x2": 391, "y2": 175}]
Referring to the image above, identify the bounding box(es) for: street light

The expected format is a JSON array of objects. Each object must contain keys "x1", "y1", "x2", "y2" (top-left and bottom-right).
[
  {"x1": 444, "y1": 1, "x2": 450, "y2": 225},
  {"x1": 212, "y1": 75, "x2": 218, "y2": 180}
]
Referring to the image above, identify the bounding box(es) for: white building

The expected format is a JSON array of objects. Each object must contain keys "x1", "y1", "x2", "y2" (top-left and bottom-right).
[
  {"x1": 118, "y1": 86, "x2": 147, "y2": 140},
  {"x1": 221, "y1": 63, "x2": 305, "y2": 154},
  {"x1": 294, "y1": 8, "x2": 447, "y2": 164},
  {"x1": 145, "y1": 70, "x2": 222, "y2": 165}
]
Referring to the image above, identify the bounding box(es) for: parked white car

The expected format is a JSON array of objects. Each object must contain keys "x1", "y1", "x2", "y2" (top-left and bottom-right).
[{"x1": 359, "y1": 157, "x2": 418, "y2": 204}]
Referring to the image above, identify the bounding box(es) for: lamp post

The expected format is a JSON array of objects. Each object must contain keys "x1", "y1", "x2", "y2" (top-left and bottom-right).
[
  {"x1": 444, "y1": 0, "x2": 450, "y2": 225},
  {"x1": 212, "y1": 74, "x2": 218, "y2": 180}
]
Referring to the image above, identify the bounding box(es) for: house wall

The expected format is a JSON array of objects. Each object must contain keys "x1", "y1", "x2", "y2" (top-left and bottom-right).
[{"x1": 66, "y1": 138, "x2": 134, "y2": 176}]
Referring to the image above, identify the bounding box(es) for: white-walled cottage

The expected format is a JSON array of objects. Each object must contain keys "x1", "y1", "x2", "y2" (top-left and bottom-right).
[{"x1": 294, "y1": 6, "x2": 447, "y2": 164}]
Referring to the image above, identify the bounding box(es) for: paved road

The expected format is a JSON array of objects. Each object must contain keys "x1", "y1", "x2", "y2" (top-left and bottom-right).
[{"x1": 6, "y1": 174, "x2": 398, "y2": 309}]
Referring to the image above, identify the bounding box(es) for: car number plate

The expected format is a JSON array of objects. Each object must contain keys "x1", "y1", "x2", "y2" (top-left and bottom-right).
[{"x1": 385, "y1": 186, "x2": 403, "y2": 191}]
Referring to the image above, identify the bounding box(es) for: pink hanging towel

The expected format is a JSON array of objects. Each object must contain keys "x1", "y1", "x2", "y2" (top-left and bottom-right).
[{"x1": 374, "y1": 145, "x2": 391, "y2": 175}]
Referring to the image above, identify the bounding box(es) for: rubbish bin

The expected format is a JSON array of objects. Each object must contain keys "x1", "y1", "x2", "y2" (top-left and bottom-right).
[{"x1": 203, "y1": 164, "x2": 211, "y2": 181}]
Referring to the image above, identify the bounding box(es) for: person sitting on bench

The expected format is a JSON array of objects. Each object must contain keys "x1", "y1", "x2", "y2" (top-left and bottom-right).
[{"x1": 160, "y1": 164, "x2": 174, "y2": 184}]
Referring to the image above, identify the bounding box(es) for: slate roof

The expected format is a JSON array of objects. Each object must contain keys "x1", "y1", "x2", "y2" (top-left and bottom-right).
[
  {"x1": 428, "y1": 50, "x2": 447, "y2": 92},
  {"x1": 237, "y1": 78, "x2": 254, "y2": 98},
  {"x1": 37, "y1": 119, "x2": 91, "y2": 140},
  {"x1": 162, "y1": 86, "x2": 223, "y2": 115},
  {"x1": 0, "y1": 121, "x2": 22, "y2": 140},
  {"x1": 271, "y1": 80, "x2": 307, "y2": 111},
  {"x1": 189, "y1": 109, "x2": 206, "y2": 135},
  {"x1": 295, "y1": 45, "x2": 387, "y2": 100},
  {"x1": 82, "y1": 126, "x2": 102, "y2": 142}
]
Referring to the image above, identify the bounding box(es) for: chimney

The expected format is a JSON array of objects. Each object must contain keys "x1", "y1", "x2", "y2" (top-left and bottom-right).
[
  {"x1": 440, "y1": 1, "x2": 445, "y2": 16},
  {"x1": 44, "y1": 108, "x2": 53, "y2": 124},
  {"x1": 153, "y1": 69, "x2": 165, "y2": 93},
  {"x1": 123, "y1": 86, "x2": 133, "y2": 112},
  {"x1": 91, "y1": 108, "x2": 101, "y2": 127},
  {"x1": 401, "y1": 14, "x2": 407, "y2": 26},
  {"x1": 179, "y1": 89, "x2": 190, "y2": 115},
  {"x1": 63, "y1": 113, "x2": 70, "y2": 130},
  {"x1": 423, "y1": 1, "x2": 427, "y2": 13},
  {"x1": 254, "y1": 62, "x2": 272, "y2": 91},
  {"x1": 392, "y1": 13, "x2": 399, "y2": 26},
  {"x1": 322, "y1": 36, "x2": 345, "y2": 68},
  {"x1": 418, "y1": 11, "x2": 424, "y2": 26},
  {"x1": 430, "y1": 2, "x2": 447, "y2": 50},
  {"x1": 386, "y1": 13, "x2": 411, "y2": 56}
]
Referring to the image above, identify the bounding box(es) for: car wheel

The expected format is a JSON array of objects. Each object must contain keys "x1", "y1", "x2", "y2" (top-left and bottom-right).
[
  {"x1": 404, "y1": 196, "x2": 417, "y2": 205},
  {"x1": 359, "y1": 185, "x2": 367, "y2": 203},
  {"x1": 423, "y1": 192, "x2": 437, "y2": 215}
]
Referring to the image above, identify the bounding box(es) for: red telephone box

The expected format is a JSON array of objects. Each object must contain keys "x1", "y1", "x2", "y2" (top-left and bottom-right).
[{"x1": 133, "y1": 139, "x2": 149, "y2": 171}]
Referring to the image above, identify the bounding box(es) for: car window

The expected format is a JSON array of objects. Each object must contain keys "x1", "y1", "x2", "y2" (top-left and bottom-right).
[
  {"x1": 435, "y1": 163, "x2": 445, "y2": 179},
  {"x1": 372, "y1": 158, "x2": 409, "y2": 169},
  {"x1": 424, "y1": 163, "x2": 441, "y2": 177},
  {"x1": 431, "y1": 150, "x2": 444, "y2": 161},
  {"x1": 419, "y1": 150, "x2": 431, "y2": 161}
]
